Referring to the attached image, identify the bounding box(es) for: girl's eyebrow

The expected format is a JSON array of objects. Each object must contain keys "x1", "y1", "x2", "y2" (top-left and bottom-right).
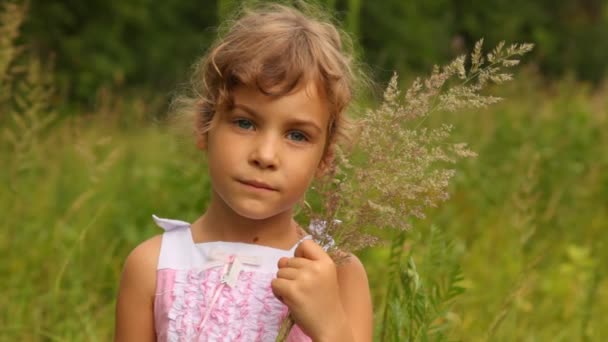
[{"x1": 234, "y1": 103, "x2": 323, "y2": 134}]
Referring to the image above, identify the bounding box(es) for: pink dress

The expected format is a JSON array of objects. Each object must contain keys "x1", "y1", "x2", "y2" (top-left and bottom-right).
[{"x1": 152, "y1": 215, "x2": 312, "y2": 342}]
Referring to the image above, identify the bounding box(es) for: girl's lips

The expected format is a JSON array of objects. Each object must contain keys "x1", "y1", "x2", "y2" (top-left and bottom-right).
[{"x1": 239, "y1": 179, "x2": 277, "y2": 191}]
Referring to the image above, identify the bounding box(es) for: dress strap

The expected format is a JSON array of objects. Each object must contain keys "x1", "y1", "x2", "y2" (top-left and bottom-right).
[
  {"x1": 290, "y1": 234, "x2": 313, "y2": 253},
  {"x1": 152, "y1": 214, "x2": 190, "y2": 231}
]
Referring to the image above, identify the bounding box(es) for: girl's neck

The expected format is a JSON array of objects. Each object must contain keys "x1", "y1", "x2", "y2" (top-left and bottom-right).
[{"x1": 191, "y1": 194, "x2": 303, "y2": 251}]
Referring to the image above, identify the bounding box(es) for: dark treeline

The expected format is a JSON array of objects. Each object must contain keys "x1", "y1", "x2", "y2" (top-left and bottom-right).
[{"x1": 22, "y1": 0, "x2": 608, "y2": 106}]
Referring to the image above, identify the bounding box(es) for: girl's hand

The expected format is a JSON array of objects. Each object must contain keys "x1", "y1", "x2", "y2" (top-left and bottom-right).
[{"x1": 271, "y1": 240, "x2": 353, "y2": 341}]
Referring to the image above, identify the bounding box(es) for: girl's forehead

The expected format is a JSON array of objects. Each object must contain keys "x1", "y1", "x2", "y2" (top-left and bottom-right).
[{"x1": 230, "y1": 81, "x2": 330, "y2": 125}]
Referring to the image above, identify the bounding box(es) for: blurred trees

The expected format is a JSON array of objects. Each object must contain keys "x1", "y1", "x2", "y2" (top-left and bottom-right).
[
  {"x1": 24, "y1": 0, "x2": 218, "y2": 103},
  {"x1": 19, "y1": 0, "x2": 608, "y2": 106},
  {"x1": 360, "y1": 0, "x2": 608, "y2": 82}
]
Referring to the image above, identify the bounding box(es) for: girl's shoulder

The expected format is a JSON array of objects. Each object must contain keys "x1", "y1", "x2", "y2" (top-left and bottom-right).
[
  {"x1": 119, "y1": 234, "x2": 163, "y2": 299},
  {"x1": 115, "y1": 234, "x2": 162, "y2": 340},
  {"x1": 334, "y1": 252, "x2": 374, "y2": 341},
  {"x1": 117, "y1": 215, "x2": 187, "y2": 318},
  {"x1": 335, "y1": 252, "x2": 368, "y2": 284},
  {"x1": 125, "y1": 234, "x2": 163, "y2": 269}
]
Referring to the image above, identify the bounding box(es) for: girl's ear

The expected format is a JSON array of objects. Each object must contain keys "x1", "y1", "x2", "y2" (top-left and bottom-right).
[
  {"x1": 196, "y1": 133, "x2": 207, "y2": 150},
  {"x1": 315, "y1": 142, "x2": 336, "y2": 178},
  {"x1": 315, "y1": 163, "x2": 325, "y2": 178},
  {"x1": 315, "y1": 155, "x2": 332, "y2": 178}
]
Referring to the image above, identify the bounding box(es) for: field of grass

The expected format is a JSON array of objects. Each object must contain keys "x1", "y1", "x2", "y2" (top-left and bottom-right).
[
  {"x1": 1, "y1": 70, "x2": 607, "y2": 341},
  {"x1": 3, "y1": 0, "x2": 607, "y2": 339}
]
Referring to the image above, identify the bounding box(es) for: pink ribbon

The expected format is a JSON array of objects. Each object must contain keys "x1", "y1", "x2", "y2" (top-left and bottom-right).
[{"x1": 197, "y1": 249, "x2": 261, "y2": 339}]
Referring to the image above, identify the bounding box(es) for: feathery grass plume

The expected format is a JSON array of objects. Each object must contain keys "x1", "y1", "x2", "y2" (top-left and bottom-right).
[
  {"x1": 0, "y1": 2, "x2": 27, "y2": 103},
  {"x1": 3, "y1": 52, "x2": 57, "y2": 192},
  {"x1": 485, "y1": 254, "x2": 542, "y2": 341},
  {"x1": 276, "y1": 40, "x2": 532, "y2": 341},
  {"x1": 511, "y1": 149, "x2": 540, "y2": 248},
  {"x1": 483, "y1": 150, "x2": 543, "y2": 340},
  {"x1": 309, "y1": 40, "x2": 533, "y2": 258},
  {"x1": 0, "y1": 2, "x2": 57, "y2": 191}
]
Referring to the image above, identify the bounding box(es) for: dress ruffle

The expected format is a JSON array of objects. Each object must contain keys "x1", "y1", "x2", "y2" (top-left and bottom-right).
[{"x1": 159, "y1": 267, "x2": 308, "y2": 342}]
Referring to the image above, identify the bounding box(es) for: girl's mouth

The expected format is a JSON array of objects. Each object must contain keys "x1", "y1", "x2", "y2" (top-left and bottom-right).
[{"x1": 238, "y1": 179, "x2": 277, "y2": 191}]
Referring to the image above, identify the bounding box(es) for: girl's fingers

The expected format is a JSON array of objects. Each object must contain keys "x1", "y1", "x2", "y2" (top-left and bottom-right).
[
  {"x1": 277, "y1": 256, "x2": 311, "y2": 269},
  {"x1": 270, "y1": 277, "x2": 291, "y2": 302},
  {"x1": 276, "y1": 267, "x2": 298, "y2": 280},
  {"x1": 294, "y1": 239, "x2": 328, "y2": 261}
]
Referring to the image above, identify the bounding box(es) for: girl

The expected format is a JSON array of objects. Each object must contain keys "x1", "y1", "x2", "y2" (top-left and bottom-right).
[{"x1": 115, "y1": 3, "x2": 373, "y2": 341}]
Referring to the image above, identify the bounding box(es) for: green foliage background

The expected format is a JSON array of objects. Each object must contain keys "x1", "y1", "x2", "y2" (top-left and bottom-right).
[
  {"x1": 22, "y1": 0, "x2": 608, "y2": 105},
  {"x1": 2, "y1": 0, "x2": 607, "y2": 341}
]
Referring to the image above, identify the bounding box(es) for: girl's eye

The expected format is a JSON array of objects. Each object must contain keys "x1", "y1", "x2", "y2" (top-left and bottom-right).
[
  {"x1": 234, "y1": 118, "x2": 254, "y2": 130},
  {"x1": 287, "y1": 131, "x2": 308, "y2": 142}
]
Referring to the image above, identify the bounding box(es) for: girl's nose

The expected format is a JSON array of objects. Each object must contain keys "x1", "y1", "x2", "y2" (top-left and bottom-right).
[{"x1": 249, "y1": 134, "x2": 280, "y2": 170}]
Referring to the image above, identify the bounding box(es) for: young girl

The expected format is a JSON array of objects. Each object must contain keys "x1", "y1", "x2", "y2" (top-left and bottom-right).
[{"x1": 115, "y1": 3, "x2": 373, "y2": 341}]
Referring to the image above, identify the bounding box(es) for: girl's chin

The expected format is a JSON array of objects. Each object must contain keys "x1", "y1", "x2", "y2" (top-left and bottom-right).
[
  {"x1": 230, "y1": 204, "x2": 293, "y2": 221},
  {"x1": 234, "y1": 209, "x2": 284, "y2": 221}
]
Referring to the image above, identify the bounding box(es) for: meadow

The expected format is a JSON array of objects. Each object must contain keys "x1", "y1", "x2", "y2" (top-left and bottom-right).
[
  {"x1": 1, "y1": 67, "x2": 607, "y2": 341},
  {"x1": 2, "y1": 2, "x2": 608, "y2": 341}
]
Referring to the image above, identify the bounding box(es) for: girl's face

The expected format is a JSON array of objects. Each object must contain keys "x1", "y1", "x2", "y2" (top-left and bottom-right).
[{"x1": 204, "y1": 81, "x2": 329, "y2": 220}]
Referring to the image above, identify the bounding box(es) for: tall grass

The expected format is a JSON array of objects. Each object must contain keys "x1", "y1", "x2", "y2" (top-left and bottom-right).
[{"x1": 1, "y1": 3, "x2": 607, "y2": 341}]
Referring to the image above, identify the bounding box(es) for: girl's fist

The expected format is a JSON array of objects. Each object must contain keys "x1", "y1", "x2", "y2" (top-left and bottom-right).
[{"x1": 271, "y1": 240, "x2": 348, "y2": 340}]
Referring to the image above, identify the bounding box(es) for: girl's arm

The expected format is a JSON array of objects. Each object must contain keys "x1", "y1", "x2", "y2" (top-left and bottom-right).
[
  {"x1": 114, "y1": 235, "x2": 161, "y2": 342},
  {"x1": 333, "y1": 254, "x2": 374, "y2": 341}
]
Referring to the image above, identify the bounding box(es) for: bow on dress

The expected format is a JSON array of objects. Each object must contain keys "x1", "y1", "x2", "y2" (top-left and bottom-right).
[{"x1": 198, "y1": 248, "x2": 261, "y2": 334}]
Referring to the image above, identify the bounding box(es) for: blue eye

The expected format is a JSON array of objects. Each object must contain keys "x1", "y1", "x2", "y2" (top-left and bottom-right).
[
  {"x1": 287, "y1": 131, "x2": 308, "y2": 142},
  {"x1": 235, "y1": 119, "x2": 254, "y2": 130}
]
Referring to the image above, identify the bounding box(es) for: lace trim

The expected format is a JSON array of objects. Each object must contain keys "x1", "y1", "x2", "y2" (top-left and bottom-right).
[{"x1": 166, "y1": 268, "x2": 293, "y2": 341}]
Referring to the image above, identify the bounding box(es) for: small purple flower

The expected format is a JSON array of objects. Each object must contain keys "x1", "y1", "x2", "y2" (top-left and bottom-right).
[{"x1": 308, "y1": 219, "x2": 338, "y2": 251}]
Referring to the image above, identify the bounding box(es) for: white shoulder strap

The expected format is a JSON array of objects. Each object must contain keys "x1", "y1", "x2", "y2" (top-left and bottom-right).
[
  {"x1": 290, "y1": 234, "x2": 313, "y2": 254},
  {"x1": 152, "y1": 214, "x2": 191, "y2": 231},
  {"x1": 153, "y1": 215, "x2": 204, "y2": 269}
]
